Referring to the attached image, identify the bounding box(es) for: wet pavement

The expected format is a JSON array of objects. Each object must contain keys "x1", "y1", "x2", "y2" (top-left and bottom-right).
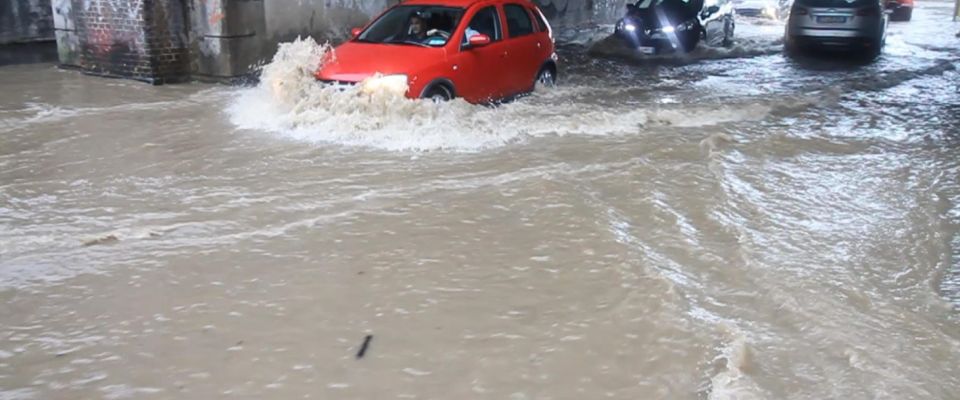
[{"x1": 2, "y1": 1, "x2": 960, "y2": 399}]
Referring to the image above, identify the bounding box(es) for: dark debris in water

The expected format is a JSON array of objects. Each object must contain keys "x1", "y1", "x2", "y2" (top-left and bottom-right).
[{"x1": 356, "y1": 335, "x2": 373, "y2": 359}]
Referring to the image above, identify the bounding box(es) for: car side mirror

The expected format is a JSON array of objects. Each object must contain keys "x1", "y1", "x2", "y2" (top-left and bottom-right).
[
  {"x1": 705, "y1": 5, "x2": 720, "y2": 13},
  {"x1": 467, "y1": 34, "x2": 491, "y2": 47},
  {"x1": 351, "y1": 27, "x2": 362, "y2": 37}
]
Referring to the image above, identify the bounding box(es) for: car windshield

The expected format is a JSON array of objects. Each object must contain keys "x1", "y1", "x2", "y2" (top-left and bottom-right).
[
  {"x1": 357, "y1": 5, "x2": 465, "y2": 47},
  {"x1": 796, "y1": 0, "x2": 873, "y2": 7},
  {"x1": 629, "y1": 0, "x2": 703, "y2": 21},
  {"x1": 632, "y1": 0, "x2": 701, "y2": 9}
]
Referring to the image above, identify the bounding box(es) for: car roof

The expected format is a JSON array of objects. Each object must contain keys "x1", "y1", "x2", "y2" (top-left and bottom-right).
[{"x1": 399, "y1": 0, "x2": 535, "y2": 8}]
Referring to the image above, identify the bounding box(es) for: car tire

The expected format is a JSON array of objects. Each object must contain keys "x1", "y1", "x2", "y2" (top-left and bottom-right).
[
  {"x1": 892, "y1": 7, "x2": 912, "y2": 21},
  {"x1": 680, "y1": 29, "x2": 700, "y2": 52},
  {"x1": 422, "y1": 84, "x2": 453, "y2": 102},
  {"x1": 535, "y1": 66, "x2": 556, "y2": 89},
  {"x1": 866, "y1": 36, "x2": 883, "y2": 59},
  {"x1": 722, "y1": 19, "x2": 735, "y2": 48},
  {"x1": 784, "y1": 36, "x2": 802, "y2": 57}
]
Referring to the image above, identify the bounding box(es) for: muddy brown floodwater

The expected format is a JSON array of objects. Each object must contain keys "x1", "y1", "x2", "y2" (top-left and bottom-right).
[{"x1": 2, "y1": 2, "x2": 960, "y2": 399}]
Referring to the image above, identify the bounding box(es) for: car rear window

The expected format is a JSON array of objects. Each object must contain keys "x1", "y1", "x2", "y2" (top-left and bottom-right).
[
  {"x1": 504, "y1": 4, "x2": 534, "y2": 37},
  {"x1": 797, "y1": 0, "x2": 875, "y2": 7}
]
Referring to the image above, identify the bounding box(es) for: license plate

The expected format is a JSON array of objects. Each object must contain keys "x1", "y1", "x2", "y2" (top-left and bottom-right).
[
  {"x1": 637, "y1": 46, "x2": 656, "y2": 55},
  {"x1": 817, "y1": 16, "x2": 847, "y2": 23}
]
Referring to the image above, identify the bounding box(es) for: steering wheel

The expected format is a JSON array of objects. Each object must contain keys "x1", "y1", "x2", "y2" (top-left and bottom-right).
[{"x1": 426, "y1": 29, "x2": 450, "y2": 39}]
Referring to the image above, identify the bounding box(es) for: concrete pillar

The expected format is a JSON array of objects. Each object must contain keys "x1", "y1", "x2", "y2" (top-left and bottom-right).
[
  {"x1": 51, "y1": 0, "x2": 79, "y2": 66},
  {"x1": 189, "y1": 0, "x2": 265, "y2": 80},
  {"x1": 65, "y1": 0, "x2": 191, "y2": 84}
]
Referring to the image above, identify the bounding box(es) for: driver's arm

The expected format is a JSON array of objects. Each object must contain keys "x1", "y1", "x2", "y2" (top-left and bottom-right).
[{"x1": 427, "y1": 28, "x2": 450, "y2": 38}]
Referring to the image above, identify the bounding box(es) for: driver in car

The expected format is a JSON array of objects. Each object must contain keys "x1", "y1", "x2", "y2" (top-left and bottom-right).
[
  {"x1": 401, "y1": 12, "x2": 454, "y2": 43},
  {"x1": 401, "y1": 14, "x2": 430, "y2": 42}
]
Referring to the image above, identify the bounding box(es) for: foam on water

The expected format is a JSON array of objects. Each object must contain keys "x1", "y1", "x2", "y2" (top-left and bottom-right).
[
  {"x1": 707, "y1": 326, "x2": 765, "y2": 400},
  {"x1": 587, "y1": 34, "x2": 783, "y2": 65}
]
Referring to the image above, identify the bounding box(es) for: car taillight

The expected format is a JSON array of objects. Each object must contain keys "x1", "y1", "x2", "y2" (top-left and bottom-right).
[
  {"x1": 794, "y1": 7, "x2": 808, "y2": 15},
  {"x1": 856, "y1": 7, "x2": 878, "y2": 16}
]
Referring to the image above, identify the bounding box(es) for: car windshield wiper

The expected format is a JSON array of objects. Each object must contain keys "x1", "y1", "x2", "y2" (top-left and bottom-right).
[{"x1": 383, "y1": 39, "x2": 432, "y2": 47}]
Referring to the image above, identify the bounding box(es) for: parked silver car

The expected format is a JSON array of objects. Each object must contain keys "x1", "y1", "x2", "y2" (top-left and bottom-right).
[
  {"x1": 734, "y1": 0, "x2": 792, "y2": 19},
  {"x1": 784, "y1": 0, "x2": 888, "y2": 56}
]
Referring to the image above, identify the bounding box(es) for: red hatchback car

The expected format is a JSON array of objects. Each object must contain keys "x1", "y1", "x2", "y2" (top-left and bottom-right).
[{"x1": 315, "y1": 0, "x2": 558, "y2": 104}]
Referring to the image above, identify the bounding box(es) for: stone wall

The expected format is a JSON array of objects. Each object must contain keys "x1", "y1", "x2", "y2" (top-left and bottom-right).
[
  {"x1": 0, "y1": 0, "x2": 55, "y2": 44},
  {"x1": 69, "y1": 0, "x2": 190, "y2": 84},
  {"x1": 50, "y1": 0, "x2": 629, "y2": 82},
  {"x1": 263, "y1": 0, "x2": 392, "y2": 55},
  {"x1": 189, "y1": 0, "x2": 265, "y2": 79}
]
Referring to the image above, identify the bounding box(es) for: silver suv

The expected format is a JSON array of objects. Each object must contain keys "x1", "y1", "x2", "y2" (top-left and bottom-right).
[{"x1": 785, "y1": 0, "x2": 888, "y2": 56}]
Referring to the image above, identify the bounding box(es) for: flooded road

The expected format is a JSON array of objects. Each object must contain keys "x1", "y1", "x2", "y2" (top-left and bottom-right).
[{"x1": 2, "y1": 1, "x2": 960, "y2": 399}]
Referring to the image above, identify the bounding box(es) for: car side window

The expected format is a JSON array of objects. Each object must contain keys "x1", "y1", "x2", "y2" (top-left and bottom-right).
[
  {"x1": 504, "y1": 4, "x2": 534, "y2": 38},
  {"x1": 462, "y1": 6, "x2": 502, "y2": 45}
]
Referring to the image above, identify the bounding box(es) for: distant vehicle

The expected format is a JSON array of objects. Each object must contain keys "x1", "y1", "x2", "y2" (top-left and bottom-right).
[
  {"x1": 614, "y1": 0, "x2": 736, "y2": 54},
  {"x1": 885, "y1": 0, "x2": 913, "y2": 21},
  {"x1": 733, "y1": 0, "x2": 792, "y2": 19},
  {"x1": 314, "y1": 0, "x2": 558, "y2": 104},
  {"x1": 784, "y1": 0, "x2": 888, "y2": 56}
]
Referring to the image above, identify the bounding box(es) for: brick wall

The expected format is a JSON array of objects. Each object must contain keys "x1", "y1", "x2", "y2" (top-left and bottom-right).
[{"x1": 73, "y1": 0, "x2": 189, "y2": 84}]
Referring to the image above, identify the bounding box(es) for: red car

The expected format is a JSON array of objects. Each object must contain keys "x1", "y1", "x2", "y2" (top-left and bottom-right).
[{"x1": 314, "y1": 0, "x2": 558, "y2": 104}]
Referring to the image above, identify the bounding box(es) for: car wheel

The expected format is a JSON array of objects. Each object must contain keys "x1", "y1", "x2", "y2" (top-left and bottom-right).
[
  {"x1": 680, "y1": 29, "x2": 700, "y2": 52},
  {"x1": 722, "y1": 19, "x2": 735, "y2": 48},
  {"x1": 866, "y1": 36, "x2": 883, "y2": 59},
  {"x1": 893, "y1": 7, "x2": 912, "y2": 21},
  {"x1": 784, "y1": 35, "x2": 802, "y2": 58},
  {"x1": 535, "y1": 66, "x2": 556, "y2": 89},
  {"x1": 422, "y1": 84, "x2": 453, "y2": 102}
]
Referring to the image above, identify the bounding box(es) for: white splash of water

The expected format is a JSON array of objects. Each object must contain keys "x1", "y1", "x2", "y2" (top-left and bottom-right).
[
  {"x1": 707, "y1": 326, "x2": 766, "y2": 400},
  {"x1": 227, "y1": 37, "x2": 816, "y2": 152}
]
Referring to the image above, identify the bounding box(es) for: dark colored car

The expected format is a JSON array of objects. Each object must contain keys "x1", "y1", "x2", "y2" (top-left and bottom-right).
[
  {"x1": 614, "y1": 0, "x2": 736, "y2": 54},
  {"x1": 785, "y1": 0, "x2": 888, "y2": 56},
  {"x1": 885, "y1": 0, "x2": 913, "y2": 21}
]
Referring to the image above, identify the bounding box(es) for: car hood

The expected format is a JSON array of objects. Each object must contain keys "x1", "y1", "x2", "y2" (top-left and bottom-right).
[{"x1": 315, "y1": 41, "x2": 446, "y2": 82}]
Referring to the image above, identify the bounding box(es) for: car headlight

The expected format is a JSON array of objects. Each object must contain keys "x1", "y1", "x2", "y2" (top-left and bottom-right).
[
  {"x1": 662, "y1": 25, "x2": 676, "y2": 33},
  {"x1": 359, "y1": 74, "x2": 408, "y2": 96},
  {"x1": 675, "y1": 19, "x2": 698, "y2": 32},
  {"x1": 617, "y1": 19, "x2": 639, "y2": 33}
]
